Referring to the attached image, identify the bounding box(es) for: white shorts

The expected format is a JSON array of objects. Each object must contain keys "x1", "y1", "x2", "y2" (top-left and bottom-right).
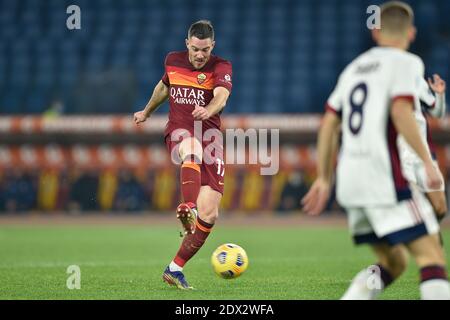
[
  {"x1": 402, "y1": 160, "x2": 445, "y2": 193},
  {"x1": 346, "y1": 188, "x2": 440, "y2": 246}
]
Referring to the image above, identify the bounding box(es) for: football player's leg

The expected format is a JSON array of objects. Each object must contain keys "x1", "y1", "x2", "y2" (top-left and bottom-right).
[
  {"x1": 426, "y1": 191, "x2": 447, "y2": 250},
  {"x1": 176, "y1": 137, "x2": 203, "y2": 234},
  {"x1": 179, "y1": 137, "x2": 203, "y2": 204},
  {"x1": 426, "y1": 190, "x2": 447, "y2": 221},
  {"x1": 405, "y1": 234, "x2": 450, "y2": 299},
  {"x1": 196, "y1": 185, "x2": 221, "y2": 224},
  {"x1": 341, "y1": 243, "x2": 408, "y2": 300},
  {"x1": 373, "y1": 243, "x2": 409, "y2": 280},
  {"x1": 421, "y1": 164, "x2": 446, "y2": 245},
  {"x1": 412, "y1": 160, "x2": 446, "y2": 221},
  {"x1": 170, "y1": 186, "x2": 221, "y2": 268},
  {"x1": 163, "y1": 187, "x2": 221, "y2": 290}
]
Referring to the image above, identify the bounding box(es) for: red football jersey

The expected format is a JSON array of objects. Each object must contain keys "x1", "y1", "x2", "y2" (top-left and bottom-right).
[{"x1": 161, "y1": 51, "x2": 232, "y2": 138}]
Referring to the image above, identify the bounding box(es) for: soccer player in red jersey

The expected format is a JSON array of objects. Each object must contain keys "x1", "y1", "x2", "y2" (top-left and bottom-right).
[{"x1": 134, "y1": 20, "x2": 232, "y2": 289}]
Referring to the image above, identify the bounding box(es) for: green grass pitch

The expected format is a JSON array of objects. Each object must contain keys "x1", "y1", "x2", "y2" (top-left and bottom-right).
[{"x1": 1, "y1": 223, "x2": 449, "y2": 299}]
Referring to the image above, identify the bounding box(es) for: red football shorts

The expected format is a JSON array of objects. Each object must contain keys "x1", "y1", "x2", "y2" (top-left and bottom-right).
[{"x1": 164, "y1": 133, "x2": 225, "y2": 195}]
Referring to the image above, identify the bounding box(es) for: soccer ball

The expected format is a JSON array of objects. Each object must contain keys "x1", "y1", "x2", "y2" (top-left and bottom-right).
[{"x1": 211, "y1": 243, "x2": 248, "y2": 279}]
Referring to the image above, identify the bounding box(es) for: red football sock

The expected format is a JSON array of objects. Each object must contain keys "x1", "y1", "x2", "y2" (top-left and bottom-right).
[
  {"x1": 420, "y1": 265, "x2": 448, "y2": 282},
  {"x1": 173, "y1": 217, "x2": 214, "y2": 267},
  {"x1": 180, "y1": 161, "x2": 201, "y2": 204}
]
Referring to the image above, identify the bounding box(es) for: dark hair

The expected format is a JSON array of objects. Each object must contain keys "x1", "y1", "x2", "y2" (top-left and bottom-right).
[{"x1": 188, "y1": 20, "x2": 214, "y2": 40}]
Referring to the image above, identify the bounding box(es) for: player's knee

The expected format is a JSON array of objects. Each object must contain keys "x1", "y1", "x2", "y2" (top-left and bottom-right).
[
  {"x1": 197, "y1": 203, "x2": 219, "y2": 223},
  {"x1": 179, "y1": 138, "x2": 203, "y2": 162},
  {"x1": 434, "y1": 199, "x2": 447, "y2": 217},
  {"x1": 428, "y1": 193, "x2": 447, "y2": 218},
  {"x1": 181, "y1": 153, "x2": 202, "y2": 165}
]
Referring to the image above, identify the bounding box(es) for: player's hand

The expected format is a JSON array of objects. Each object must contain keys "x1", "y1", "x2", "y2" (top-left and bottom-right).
[
  {"x1": 301, "y1": 178, "x2": 331, "y2": 216},
  {"x1": 424, "y1": 161, "x2": 442, "y2": 190},
  {"x1": 428, "y1": 74, "x2": 446, "y2": 95},
  {"x1": 134, "y1": 110, "x2": 149, "y2": 125},
  {"x1": 192, "y1": 105, "x2": 211, "y2": 120}
]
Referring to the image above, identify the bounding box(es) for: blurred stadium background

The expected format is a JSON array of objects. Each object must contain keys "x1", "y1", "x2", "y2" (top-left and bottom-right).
[{"x1": 0, "y1": 0, "x2": 450, "y2": 215}]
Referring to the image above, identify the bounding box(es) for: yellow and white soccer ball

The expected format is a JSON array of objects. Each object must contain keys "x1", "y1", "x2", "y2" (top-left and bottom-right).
[{"x1": 211, "y1": 243, "x2": 248, "y2": 279}]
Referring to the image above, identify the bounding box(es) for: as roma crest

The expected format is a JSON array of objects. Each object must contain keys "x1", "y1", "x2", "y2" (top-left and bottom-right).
[{"x1": 197, "y1": 73, "x2": 207, "y2": 84}]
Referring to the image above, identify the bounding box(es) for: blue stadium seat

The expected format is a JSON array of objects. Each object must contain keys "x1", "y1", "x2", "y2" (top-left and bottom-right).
[
  {"x1": 25, "y1": 90, "x2": 49, "y2": 114},
  {"x1": 1, "y1": 86, "x2": 25, "y2": 114},
  {"x1": 415, "y1": 2, "x2": 438, "y2": 33},
  {"x1": 0, "y1": 0, "x2": 448, "y2": 114}
]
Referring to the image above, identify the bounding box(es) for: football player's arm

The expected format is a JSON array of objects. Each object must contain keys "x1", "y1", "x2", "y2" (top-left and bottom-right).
[
  {"x1": 427, "y1": 74, "x2": 447, "y2": 118},
  {"x1": 302, "y1": 111, "x2": 341, "y2": 215},
  {"x1": 328, "y1": 125, "x2": 341, "y2": 182},
  {"x1": 316, "y1": 112, "x2": 341, "y2": 184},
  {"x1": 192, "y1": 87, "x2": 230, "y2": 120},
  {"x1": 430, "y1": 94, "x2": 447, "y2": 118},
  {"x1": 143, "y1": 80, "x2": 170, "y2": 117},
  {"x1": 134, "y1": 81, "x2": 169, "y2": 124},
  {"x1": 391, "y1": 98, "x2": 441, "y2": 189}
]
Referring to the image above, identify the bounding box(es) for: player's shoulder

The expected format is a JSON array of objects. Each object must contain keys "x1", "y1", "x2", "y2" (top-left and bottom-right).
[
  {"x1": 377, "y1": 47, "x2": 424, "y2": 72},
  {"x1": 343, "y1": 47, "x2": 423, "y2": 78},
  {"x1": 393, "y1": 49, "x2": 423, "y2": 68},
  {"x1": 210, "y1": 55, "x2": 232, "y2": 68},
  {"x1": 337, "y1": 50, "x2": 373, "y2": 80},
  {"x1": 164, "y1": 51, "x2": 188, "y2": 65}
]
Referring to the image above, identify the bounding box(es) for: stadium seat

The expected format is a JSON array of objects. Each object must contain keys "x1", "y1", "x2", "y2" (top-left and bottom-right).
[{"x1": 0, "y1": 0, "x2": 448, "y2": 115}]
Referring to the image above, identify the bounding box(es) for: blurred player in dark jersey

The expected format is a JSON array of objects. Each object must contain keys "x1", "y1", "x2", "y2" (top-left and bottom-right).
[{"x1": 134, "y1": 20, "x2": 232, "y2": 289}]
